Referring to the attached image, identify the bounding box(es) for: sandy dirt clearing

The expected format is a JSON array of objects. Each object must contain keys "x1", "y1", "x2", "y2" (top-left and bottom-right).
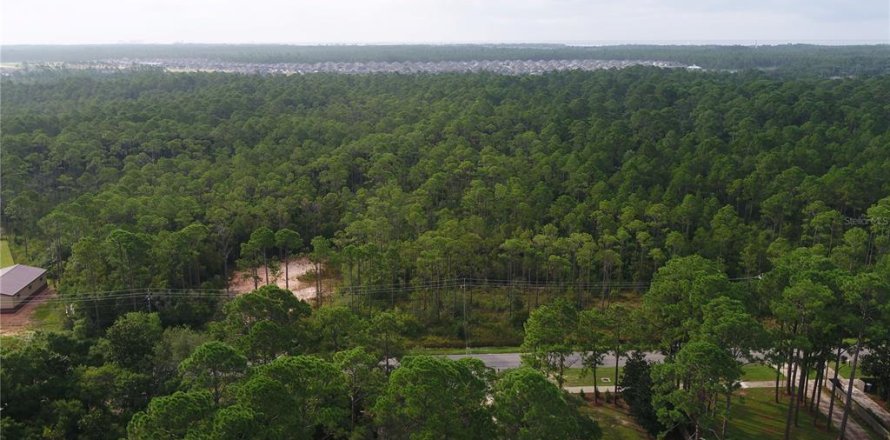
[
  {"x1": 0, "y1": 287, "x2": 57, "y2": 335},
  {"x1": 229, "y1": 257, "x2": 328, "y2": 302}
]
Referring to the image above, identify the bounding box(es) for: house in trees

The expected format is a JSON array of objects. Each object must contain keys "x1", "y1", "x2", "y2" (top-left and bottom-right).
[{"x1": 0, "y1": 264, "x2": 47, "y2": 313}]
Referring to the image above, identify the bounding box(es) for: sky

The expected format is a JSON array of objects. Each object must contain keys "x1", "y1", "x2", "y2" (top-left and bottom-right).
[{"x1": 2, "y1": 0, "x2": 888, "y2": 45}]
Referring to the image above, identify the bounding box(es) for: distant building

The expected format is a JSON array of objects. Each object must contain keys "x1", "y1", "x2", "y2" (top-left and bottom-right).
[
  {"x1": 0, "y1": 264, "x2": 47, "y2": 313},
  {"x1": 687, "y1": 64, "x2": 703, "y2": 71}
]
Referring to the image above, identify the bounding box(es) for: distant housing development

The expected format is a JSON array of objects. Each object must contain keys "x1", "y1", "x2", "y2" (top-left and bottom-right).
[
  {"x1": 0, "y1": 264, "x2": 47, "y2": 313},
  {"x1": 1, "y1": 58, "x2": 687, "y2": 77}
]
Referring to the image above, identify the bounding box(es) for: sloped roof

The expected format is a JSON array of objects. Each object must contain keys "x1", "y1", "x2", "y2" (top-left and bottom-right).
[{"x1": 0, "y1": 264, "x2": 47, "y2": 296}]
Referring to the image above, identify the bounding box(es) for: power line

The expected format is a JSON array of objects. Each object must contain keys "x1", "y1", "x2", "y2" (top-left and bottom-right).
[
  {"x1": 337, "y1": 274, "x2": 762, "y2": 296},
  {"x1": 32, "y1": 273, "x2": 763, "y2": 308}
]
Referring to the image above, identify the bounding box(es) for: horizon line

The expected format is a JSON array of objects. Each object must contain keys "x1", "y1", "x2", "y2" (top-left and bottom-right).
[{"x1": 3, "y1": 39, "x2": 889, "y2": 47}]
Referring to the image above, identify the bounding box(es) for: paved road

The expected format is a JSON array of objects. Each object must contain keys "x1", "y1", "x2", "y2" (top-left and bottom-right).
[
  {"x1": 445, "y1": 351, "x2": 666, "y2": 371},
  {"x1": 443, "y1": 349, "x2": 874, "y2": 371}
]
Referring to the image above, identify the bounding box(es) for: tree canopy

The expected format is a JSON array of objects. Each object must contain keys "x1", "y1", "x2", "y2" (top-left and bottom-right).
[{"x1": 2, "y1": 52, "x2": 890, "y2": 440}]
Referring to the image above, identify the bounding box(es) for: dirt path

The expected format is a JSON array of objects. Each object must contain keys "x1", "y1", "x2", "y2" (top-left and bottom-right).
[
  {"x1": 229, "y1": 258, "x2": 326, "y2": 302},
  {"x1": 0, "y1": 287, "x2": 56, "y2": 335}
]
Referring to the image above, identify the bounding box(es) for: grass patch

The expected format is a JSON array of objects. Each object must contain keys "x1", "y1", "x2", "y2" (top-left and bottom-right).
[
  {"x1": 742, "y1": 363, "x2": 783, "y2": 381},
  {"x1": 0, "y1": 239, "x2": 14, "y2": 268},
  {"x1": 729, "y1": 388, "x2": 835, "y2": 440},
  {"x1": 578, "y1": 401, "x2": 650, "y2": 440},
  {"x1": 563, "y1": 367, "x2": 624, "y2": 387},
  {"x1": 0, "y1": 335, "x2": 29, "y2": 352},
  {"x1": 408, "y1": 346, "x2": 521, "y2": 355},
  {"x1": 831, "y1": 362, "x2": 869, "y2": 381},
  {"x1": 30, "y1": 301, "x2": 67, "y2": 332},
  {"x1": 836, "y1": 363, "x2": 855, "y2": 378}
]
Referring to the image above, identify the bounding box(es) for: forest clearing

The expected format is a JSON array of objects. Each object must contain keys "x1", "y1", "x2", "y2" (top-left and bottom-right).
[
  {"x1": 0, "y1": 287, "x2": 59, "y2": 335},
  {"x1": 229, "y1": 257, "x2": 330, "y2": 301}
]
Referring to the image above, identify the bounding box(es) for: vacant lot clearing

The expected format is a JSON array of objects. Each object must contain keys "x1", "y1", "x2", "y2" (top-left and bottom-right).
[
  {"x1": 0, "y1": 288, "x2": 60, "y2": 335},
  {"x1": 229, "y1": 257, "x2": 332, "y2": 302}
]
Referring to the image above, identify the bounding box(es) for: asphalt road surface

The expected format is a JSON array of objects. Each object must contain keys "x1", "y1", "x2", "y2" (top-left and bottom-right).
[{"x1": 445, "y1": 351, "x2": 666, "y2": 371}]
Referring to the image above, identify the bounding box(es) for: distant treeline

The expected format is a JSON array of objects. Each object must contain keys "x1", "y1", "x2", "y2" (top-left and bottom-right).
[{"x1": 4, "y1": 44, "x2": 890, "y2": 76}]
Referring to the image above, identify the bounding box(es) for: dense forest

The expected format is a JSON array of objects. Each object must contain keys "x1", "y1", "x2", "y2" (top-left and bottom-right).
[
  {"x1": 3, "y1": 69, "x2": 888, "y2": 310},
  {"x1": 5, "y1": 44, "x2": 890, "y2": 76},
  {"x1": 2, "y1": 58, "x2": 890, "y2": 439}
]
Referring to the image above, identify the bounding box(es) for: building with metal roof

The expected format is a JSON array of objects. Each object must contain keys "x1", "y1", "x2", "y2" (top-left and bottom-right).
[{"x1": 0, "y1": 264, "x2": 47, "y2": 313}]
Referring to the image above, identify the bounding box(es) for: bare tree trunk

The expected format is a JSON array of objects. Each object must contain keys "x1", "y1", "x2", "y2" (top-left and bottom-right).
[
  {"x1": 838, "y1": 333, "x2": 862, "y2": 440},
  {"x1": 614, "y1": 344, "x2": 620, "y2": 405},
  {"x1": 810, "y1": 359, "x2": 822, "y2": 412},
  {"x1": 223, "y1": 248, "x2": 231, "y2": 294},
  {"x1": 593, "y1": 365, "x2": 599, "y2": 404},
  {"x1": 600, "y1": 263, "x2": 609, "y2": 310},
  {"x1": 284, "y1": 248, "x2": 289, "y2": 290},
  {"x1": 350, "y1": 394, "x2": 356, "y2": 430},
  {"x1": 195, "y1": 258, "x2": 201, "y2": 286},
  {"x1": 384, "y1": 336, "x2": 391, "y2": 374},
  {"x1": 813, "y1": 360, "x2": 825, "y2": 425},
  {"x1": 784, "y1": 347, "x2": 799, "y2": 440},
  {"x1": 722, "y1": 392, "x2": 732, "y2": 440},
  {"x1": 315, "y1": 261, "x2": 321, "y2": 307},
  {"x1": 507, "y1": 260, "x2": 514, "y2": 319},
  {"x1": 56, "y1": 235, "x2": 64, "y2": 279},
  {"x1": 828, "y1": 345, "x2": 842, "y2": 429},
  {"x1": 263, "y1": 249, "x2": 269, "y2": 285},
  {"x1": 794, "y1": 355, "x2": 807, "y2": 427},
  {"x1": 775, "y1": 357, "x2": 783, "y2": 403},
  {"x1": 786, "y1": 356, "x2": 794, "y2": 394}
]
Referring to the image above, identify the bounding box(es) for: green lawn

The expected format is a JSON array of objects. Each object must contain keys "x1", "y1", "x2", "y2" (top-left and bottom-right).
[
  {"x1": 0, "y1": 239, "x2": 14, "y2": 268},
  {"x1": 729, "y1": 388, "x2": 835, "y2": 440},
  {"x1": 828, "y1": 362, "x2": 864, "y2": 380},
  {"x1": 836, "y1": 363, "x2": 855, "y2": 378},
  {"x1": 563, "y1": 367, "x2": 624, "y2": 387},
  {"x1": 742, "y1": 363, "x2": 783, "y2": 381},
  {"x1": 578, "y1": 402, "x2": 649, "y2": 440},
  {"x1": 30, "y1": 301, "x2": 67, "y2": 332},
  {"x1": 567, "y1": 377, "x2": 848, "y2": 440}
]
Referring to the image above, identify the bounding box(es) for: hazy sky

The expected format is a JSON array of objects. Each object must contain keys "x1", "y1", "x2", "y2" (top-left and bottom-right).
[{"x1": 2, "y1": 0, "x2": 888, "y2": 45}]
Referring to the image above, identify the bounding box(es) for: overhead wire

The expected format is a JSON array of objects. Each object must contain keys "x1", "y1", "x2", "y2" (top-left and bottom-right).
[{"x1": 26, "y1": 273, "x2": 763, "y2": 308}]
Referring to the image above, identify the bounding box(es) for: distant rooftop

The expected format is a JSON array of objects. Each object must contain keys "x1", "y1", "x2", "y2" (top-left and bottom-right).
[{"x1": 0, "y1": 264, "x2": 47, "y2": 296}]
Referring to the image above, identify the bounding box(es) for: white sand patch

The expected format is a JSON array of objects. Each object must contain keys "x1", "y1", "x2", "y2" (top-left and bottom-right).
[{"x1": 229, "y1": 257, "x2": 328, "y2": 302}]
